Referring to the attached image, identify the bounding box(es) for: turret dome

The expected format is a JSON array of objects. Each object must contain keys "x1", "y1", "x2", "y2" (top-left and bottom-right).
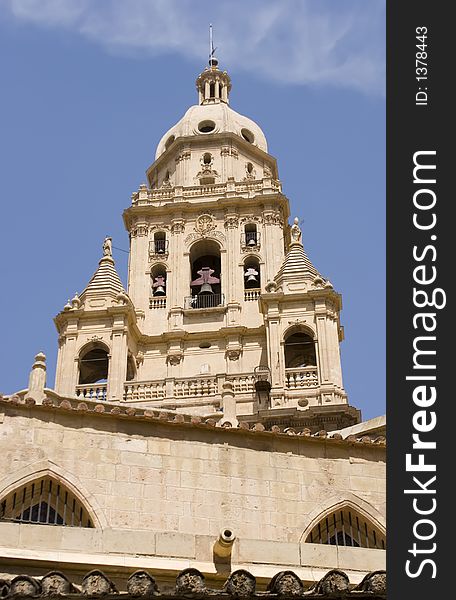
[{"x1": 155, "y1": 102, "x2": 268, "y2": 159}]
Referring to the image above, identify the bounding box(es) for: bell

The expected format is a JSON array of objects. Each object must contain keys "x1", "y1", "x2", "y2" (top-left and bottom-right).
[
  {"x1": 245, "y1": 268, "x2": 259, "y2": 284},
  {"x1": 153, "y1": 285, "x2": 166, "y2": 296},
  {"x1": 199, "y1": 282, "x2": 214, "y2": 294},
  {"x1": 248, "y1": 237, "x2": 256, "y2": 246}
]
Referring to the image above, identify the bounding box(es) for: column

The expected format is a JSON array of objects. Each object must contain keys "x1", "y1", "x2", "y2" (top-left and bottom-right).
[{"x1": 108, "y1": 314, "x2": 128, "y2": 401}]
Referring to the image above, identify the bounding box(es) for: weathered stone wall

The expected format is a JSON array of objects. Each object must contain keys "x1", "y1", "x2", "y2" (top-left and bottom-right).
[
  {"x1": 0, "y1": 401, "x2": 385, "y2": 581},
  {"x1": 0, "y1": 406, "x2": 385, "y2": 541}
]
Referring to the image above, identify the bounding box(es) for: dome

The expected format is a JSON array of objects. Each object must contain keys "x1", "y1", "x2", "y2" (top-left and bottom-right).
[{"x1": 155, "y1": 102, "x2": 268, "y2": 160}]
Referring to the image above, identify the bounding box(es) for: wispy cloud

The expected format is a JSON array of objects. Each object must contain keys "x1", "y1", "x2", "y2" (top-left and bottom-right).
[{"x1": 3, "y1": 0, "x2": 385, "y2": 94}]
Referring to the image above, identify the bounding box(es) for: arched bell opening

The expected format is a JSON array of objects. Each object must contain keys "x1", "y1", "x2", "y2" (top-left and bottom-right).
[
  {"x1": 244, "y1": 257, "x2": 261, "y2": 290},
  {"x1": 153, "y1": 231, "x2": 168, "y2": 255},
  {"x1": 150, "y1": 264, "x2": 167, "y2": 297},
  {"x1": 284, "y1": 331, "x2": 317, "y2": 368},
  {"x1": 78, "y1": 345, "x2": 109, "y2": 385},
  {"x1": 188, "y1": 240, "x2": 222, "y2": 309},
  {"x1": 242, "y1": 223, "x2": 259, "y2": 248}
]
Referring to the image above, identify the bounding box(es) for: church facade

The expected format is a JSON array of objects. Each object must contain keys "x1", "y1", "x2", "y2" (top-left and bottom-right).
[{"x1": 0, "y1": 58, "x2": 385, "y2": 590}]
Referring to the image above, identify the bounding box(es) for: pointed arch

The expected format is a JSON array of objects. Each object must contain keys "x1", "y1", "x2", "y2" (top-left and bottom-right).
[
  {"x1": 300, "y1": 493, "x2": 386, "y2": 550},
  {"x1": 0, "y1": 460, "x2": 107, "y2": 528}
]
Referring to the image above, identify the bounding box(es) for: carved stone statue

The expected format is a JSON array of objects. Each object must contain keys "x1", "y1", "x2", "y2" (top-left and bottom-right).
[
  {"x1": 290, "y1": 217, "x2": 302, "y2": 243},
  {"x1": 103, "y1": 236, "x2": 112, "y2": 257}
]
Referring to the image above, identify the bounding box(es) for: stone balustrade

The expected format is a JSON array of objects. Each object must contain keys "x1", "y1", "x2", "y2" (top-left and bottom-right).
[
  {"x1": 174, "y1": 377, "x2": 218, "y2": 398},
  {"x1": 132, "y1": 179, "x2": 282, "y2": 205},
  {"x1": 244, "y1": 289, "x2": 261, "y2": 301},
  {"x1": 75, "y1": 383, "x2": 107, "y2": 401},
  {"x1": 285, "y1": 367, "x2": 319, "y2": 389},
  {"x1": 149, "y1": 296, "x2": 167, "y2": 309},
  {"x1": 123, "y1": 381, "x2": 166, "y2": 401},
  {"x1": 228, "y1": 374, "x2": 255, "y2": 394},
  {"x1": 75, "y1": 370, "x2": 320, "y2": 403}
]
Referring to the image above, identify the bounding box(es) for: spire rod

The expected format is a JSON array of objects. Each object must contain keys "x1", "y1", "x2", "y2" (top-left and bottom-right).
[{"x1": 209, "y1": 23, "x2": 218, "y2": 67}]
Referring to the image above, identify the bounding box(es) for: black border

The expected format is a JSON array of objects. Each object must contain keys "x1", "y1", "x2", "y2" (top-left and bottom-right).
[{"x1": 387, "y1": 1, "x2": 452, "y2": 595}]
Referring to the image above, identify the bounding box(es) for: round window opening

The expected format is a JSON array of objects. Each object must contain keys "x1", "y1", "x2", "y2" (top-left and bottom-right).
[
  {"x1": 241, "y1": 128, "x2": 255, "y2": 143},
  {"x1": 198, "y1": 120, "x2": 216, "y2": 133}
]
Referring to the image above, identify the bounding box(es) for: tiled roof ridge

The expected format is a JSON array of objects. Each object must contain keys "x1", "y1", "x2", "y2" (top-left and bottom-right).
[
  {"x1": 0, "y1": 395, "x2": 386, "y2": 448},
  {"x1": 0, "y1": 567, "x2": 387, "y2": 598}
]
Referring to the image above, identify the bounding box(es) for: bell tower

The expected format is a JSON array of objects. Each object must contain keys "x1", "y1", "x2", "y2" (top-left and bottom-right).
[{"x1": 53, "y1": 56, "x2": 359, "y2": 431}]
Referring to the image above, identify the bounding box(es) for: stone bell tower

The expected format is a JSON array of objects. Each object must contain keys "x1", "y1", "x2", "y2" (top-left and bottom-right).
[{"x1": 53, "y1": 55, "x2": 359, "y2": 431}]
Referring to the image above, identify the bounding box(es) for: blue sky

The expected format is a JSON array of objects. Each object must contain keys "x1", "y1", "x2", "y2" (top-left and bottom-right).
[{"x1": 0, "y1": 0, "x2": 385, "y2": 420}]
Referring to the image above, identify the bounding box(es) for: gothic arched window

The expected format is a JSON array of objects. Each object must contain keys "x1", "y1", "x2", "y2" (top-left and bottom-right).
[
  {"x1": 305, "y1": 507, "x2": 385, "y2": 549},
  {"x1": 0, "y1": 476, "x2": 94, "y2": 527}
]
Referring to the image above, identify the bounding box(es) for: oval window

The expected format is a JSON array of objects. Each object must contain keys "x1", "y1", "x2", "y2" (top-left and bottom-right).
[
  {"x1": 198, "y1": 120, "x2": 216, "y2": 133},
  {"x1": 241, "y1": 128, "x2": 255, "y2": 143}
]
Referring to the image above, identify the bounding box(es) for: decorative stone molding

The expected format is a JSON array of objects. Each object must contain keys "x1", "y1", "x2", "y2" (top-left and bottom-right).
[
  {"x1": 167, "y1": 352, "x2": 183, "y2": 366},
  {"x1": 114, "y1": 288, "x2": 129, "y2": 306},
  {"x1": 239, "y1": 215, "x2": 262, "y2": 225},
  {"x1": 71, "y1": 294, "x2": 81, "y2": 310},
  {"x1": 195, "y1": 214, "x2": 216, "y2": 236},
  {"x1": 135, "y1": 351, "x2": 144, "y2": 367},
  {"x1": 263, "y1": 210, "x2": 284, "y2": 227},
  {"x1": 265, "y1": 280, "x2": 277, "y2": 292},
  {"x1": 263, "y1": 164, "x2": 272, "y2": 178},
  {"x1": 185, "y1": 230, "x2": 226, "y2": 246},
  {"x1": 171, "y1": 221, "x2": 185, "y2": 235},
  {"x1": 220, "y1": 146, "x2": 238, "y2": 158},
  {"x1": 175, "y1": 150, "x2": 191, "y2": 164},
  {"x1": 224, "y1": 215, "x2": 239, "y2": 229},
  {"x1": 225, "y1": 347, "x2": 241, "y2": 361},
  {"x1": 130, "y1": 222, "x2": 149, "y2": 238},
  {"x1": 149, "y1": 224, "x2": 170, "y2": 233}
]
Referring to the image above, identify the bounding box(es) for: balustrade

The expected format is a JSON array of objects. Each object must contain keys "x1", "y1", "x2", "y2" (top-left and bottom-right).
[
  {"x1": 75, "y1": 384, "x2": 107, "y2": 401},
  {"x1": 149, "y1": 297, "x2": 167, "y2": 309},
  {"x1": 285, "y1": 367, "x2": 318, "y2": 389},
  {"x1": 244, "y1": 289, "x2": 260, "y2": 301},
  {"x1": 123, "y1": 381, "x2": 165, "y2": 401}
]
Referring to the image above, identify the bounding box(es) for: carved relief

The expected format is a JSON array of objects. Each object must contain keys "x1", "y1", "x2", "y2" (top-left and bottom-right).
[
  {"x1": 184, "y1": 214, "x2": 226, "y2": 245},
  {"x1": 167, "y1": 353, "x2": 183, "y2": 366},
  {"x1": 224, "y1": 215, "x2": 239, "y2": 229},
  {"x1": 220, "y1": 146, "x2": 238, "y2": 158},
  {"x1": 149, "y1": 224, "x2": 170, "y2": 233},
  {"x1": 171, "y1": 221, "x2": 185, "y2": 235},
  {"x1": 175, "y1": 150, "x2": 191, "y2": 163},
  {"x1": 87, "y1": 335, "x2": 104, "y2": 342},
  {"x1": 239, "y1": 215, "x2": 263, "y2": 225},
  {"x1": 130, "y1": 222, "x2": 149, "y2": 237},
  {"x1": 263, "y1": 210, "x2": 284, "y2": 227},
  {"x1": 226, "y1": 348, "x2": 241, "y2": 361},
  {"x1": 263, "y1": 164, "x2": 272, "y2": 178},
  {"x1": 135, "y1": 351, "x2": 144, "y2": 367},
  {"x1": 196, "y1": 214, "x2": 216, "y2": 235}
]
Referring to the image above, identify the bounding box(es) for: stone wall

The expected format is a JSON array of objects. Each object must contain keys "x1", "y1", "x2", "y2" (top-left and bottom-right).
[{"x1": 0, "y1": 400, "x2": 385, "y2": 581}]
